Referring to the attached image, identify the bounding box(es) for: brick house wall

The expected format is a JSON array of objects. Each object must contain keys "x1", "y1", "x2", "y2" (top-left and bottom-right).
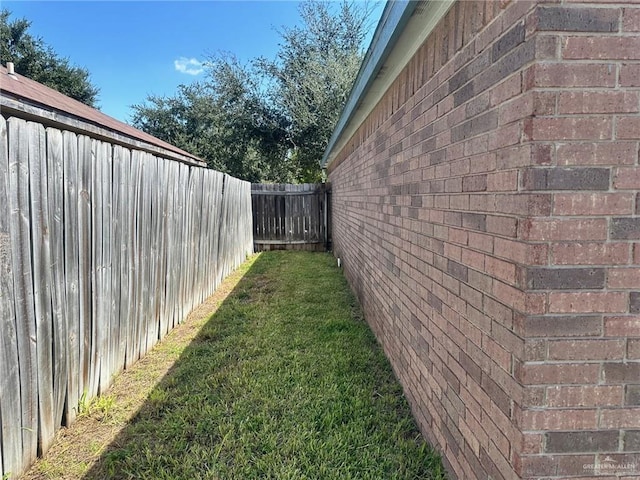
[{"x1": 326, "y1": 1, "x2": 639, "y2": 479}]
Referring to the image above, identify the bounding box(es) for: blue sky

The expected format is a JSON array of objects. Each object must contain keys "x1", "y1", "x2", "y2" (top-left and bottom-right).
[{"x1": 4, "y1": 1, "x2": 384, "y2": 123}]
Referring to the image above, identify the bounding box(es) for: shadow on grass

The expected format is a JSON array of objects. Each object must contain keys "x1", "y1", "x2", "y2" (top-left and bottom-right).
[{"x1": 82, "y1": 251, "x2": 445, "y2": 480}]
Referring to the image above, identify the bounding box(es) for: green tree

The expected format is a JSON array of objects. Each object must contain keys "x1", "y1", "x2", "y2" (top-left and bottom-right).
[
  {"x1": 1, "y1": 9, "x2": 99, "y2": 107},
  {"x1": 132, "y1": 0, "x2": 372, "y2": 182},
  {"x1": 132, "y1": 55, "x2": 293, "y2": 182},
  {"x1": 260, "y1": 0, "x2": 371, "y2": 182}
]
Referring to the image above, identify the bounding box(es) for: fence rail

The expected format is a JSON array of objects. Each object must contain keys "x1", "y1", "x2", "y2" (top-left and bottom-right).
[
  {"x1": 0, "y1": 115, "x2": 253, "y2": 479},
  {"x1": 251, "y1": 183, "x2": 329, "y2": 251}
]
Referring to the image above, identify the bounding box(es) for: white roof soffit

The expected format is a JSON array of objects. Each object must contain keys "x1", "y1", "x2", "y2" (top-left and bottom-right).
[{"x1": 322, "y1": 0, "x2": 455, "y2": 169}]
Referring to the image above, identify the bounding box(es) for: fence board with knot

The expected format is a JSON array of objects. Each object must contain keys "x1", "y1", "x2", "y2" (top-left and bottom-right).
[
  {"x1": 0, "y1": 115, "x2": 253, "y2": 479},
  {"x1": 251, "y1": 183, "x2": 330, "y2": 252}
]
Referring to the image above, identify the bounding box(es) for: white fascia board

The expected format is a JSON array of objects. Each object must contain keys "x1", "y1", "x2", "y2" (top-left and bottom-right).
[{"x1": 322, "y1": 0, "x2": 455, "y2": 169}]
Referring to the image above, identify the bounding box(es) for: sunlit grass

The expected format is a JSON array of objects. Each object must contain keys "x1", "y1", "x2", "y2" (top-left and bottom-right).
[{"x1": 27, "y1": 251, "x2": 446, "y2": 480}]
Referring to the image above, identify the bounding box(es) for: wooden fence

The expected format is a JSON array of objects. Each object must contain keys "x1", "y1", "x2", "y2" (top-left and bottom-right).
[
  {"x1": 0, "y1": 116, "x2": 253, "y2": 478},
  {"x1": 251, "y1": 183, "x2": 330, "y2": 251}
]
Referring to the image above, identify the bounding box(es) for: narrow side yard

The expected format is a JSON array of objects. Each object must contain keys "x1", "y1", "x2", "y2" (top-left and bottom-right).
[{"x1": 24, "y1": 251, "x2": 445, "y2": 480}]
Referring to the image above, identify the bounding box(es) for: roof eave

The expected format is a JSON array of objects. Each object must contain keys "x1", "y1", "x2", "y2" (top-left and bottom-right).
[{"x1": 322, "y1": 0, "x2": 455, "y2": 170}]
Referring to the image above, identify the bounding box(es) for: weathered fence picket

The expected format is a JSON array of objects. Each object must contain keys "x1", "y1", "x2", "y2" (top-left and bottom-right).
[
  {"x1": 62, "y1": 129, "x2": 80, "y2": 425},
  {"x1": 9, "y1": 117, "x2": 39, "y2": 469},
  {"x1": 46, "y1": 127, "x2": 67, "y2": 434},
  {"x1": 0, "y1": 116, "x2": 22, "y2": 479},
  {"x1": 78, "y1": 134, "x2": 93, "y2": 405},
  {"x1": 30, "y1": 121, "x2": 56, "y2": 456},
  {"x1": 0, "y1": 116, "x2": 253, "y2": 479}
]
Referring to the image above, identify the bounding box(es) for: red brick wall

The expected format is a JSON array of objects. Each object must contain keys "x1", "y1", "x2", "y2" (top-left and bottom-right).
[{"x1": 327, "y1": 1, "x2": 640, "y2": 479}]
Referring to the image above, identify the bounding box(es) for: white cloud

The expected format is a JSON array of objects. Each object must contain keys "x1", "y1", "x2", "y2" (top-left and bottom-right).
[{"x1": 174, "y1": 57, "x2": 204, "y2": 75}]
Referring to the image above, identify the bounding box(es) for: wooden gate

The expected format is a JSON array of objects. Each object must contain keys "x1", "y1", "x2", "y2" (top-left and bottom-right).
[{"x1": 251, "y1": 183, "x2": 330, "y2": 251}]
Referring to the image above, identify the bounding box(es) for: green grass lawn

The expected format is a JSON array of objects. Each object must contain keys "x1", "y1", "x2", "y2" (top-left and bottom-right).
[{"x1": 82, "y1": 251, "x2": 445, "y2": 479}]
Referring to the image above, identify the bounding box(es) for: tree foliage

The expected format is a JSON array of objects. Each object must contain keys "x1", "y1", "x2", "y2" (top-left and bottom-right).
[
  {"x1": 1, "y1": 9, "x2": 99, "y2": 107},
  {"x1": 131, "y1": 56, "x2": 293, "y2": 182},
  {"x1": 132, "y1": 1, "x2": 371, "y2": 183},
  {"x1": 260, "y1": 1, "x2": 370, "y2": 181}
]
